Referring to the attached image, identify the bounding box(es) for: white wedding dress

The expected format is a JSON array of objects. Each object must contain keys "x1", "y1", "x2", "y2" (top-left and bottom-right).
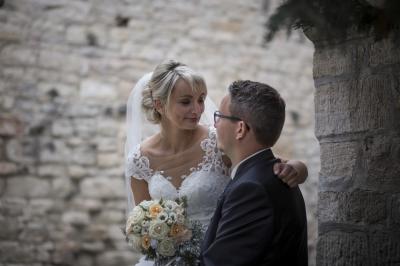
[
  {"x1": 127, "y1": 126, "x2": 230, "y2": 266},
  {"x1": 124, "y1": 72, "x2": 229, "y2": 265}
]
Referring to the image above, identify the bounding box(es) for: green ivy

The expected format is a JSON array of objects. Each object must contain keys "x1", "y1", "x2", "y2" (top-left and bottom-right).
[{"x1": 265, "y1": 0, "x2": 400, "y2": 42}]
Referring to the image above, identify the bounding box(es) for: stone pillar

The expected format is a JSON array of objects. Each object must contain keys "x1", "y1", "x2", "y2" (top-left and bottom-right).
[{"x1": 310, "y1": 30, "x2": 400, "y2": 265}]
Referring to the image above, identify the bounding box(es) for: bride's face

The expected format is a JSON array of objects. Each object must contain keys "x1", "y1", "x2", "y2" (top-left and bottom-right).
[{"x1": 163, "y1": 79, "x2": 206, "y2": 130}]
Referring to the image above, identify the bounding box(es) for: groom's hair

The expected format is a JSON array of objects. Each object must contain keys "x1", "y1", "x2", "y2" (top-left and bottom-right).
[{"x1": 228, "y1": 80, "x2": 285, "y2": 147}]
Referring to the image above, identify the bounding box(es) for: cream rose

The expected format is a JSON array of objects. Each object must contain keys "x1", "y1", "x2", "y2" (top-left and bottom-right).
[
  {"x1": 157, "y1": 239, "x2": 176, "y2": 257},
  {"x1": 127, "y1": 206, "x2": 146, "y2": 226},
  {"x1": 127, "y1": 234, "x2": 142, "y2": 251},
  {"x1": 148, "y1": 221, "x2": 169, "y2": 240}
]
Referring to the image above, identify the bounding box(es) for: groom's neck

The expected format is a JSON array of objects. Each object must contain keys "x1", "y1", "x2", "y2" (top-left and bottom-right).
[{"x1": 230, "y1": 142, "x2": 268, "y2": 169}]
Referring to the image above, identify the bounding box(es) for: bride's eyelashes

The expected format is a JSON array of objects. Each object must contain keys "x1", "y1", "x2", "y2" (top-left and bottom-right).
[
  {"x1": 179, "y1": 99, "x2": 191, "y2": 105},
  {"x1": 178, "y1": 97, "x2": 205, "y2": 106}
]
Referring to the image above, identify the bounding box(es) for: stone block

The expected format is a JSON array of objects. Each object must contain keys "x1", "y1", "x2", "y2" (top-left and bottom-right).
[
  {"x1": 80, "y1": 176, "x2": 124, "y2": 199},
  {"x1": 98, "y1": 153, "x2": 120, "y2": 168},
  {"x1": 96, "y1": 138, "x2": 118, "y2": 152},
  {"x1": 62, "y1": 211, "x2": 90, "y2": 226},
  {"x1": 319, "y1": 190, "x2": 387, "y2": 225},
  {"x1": 0, "y1": 46, "x2": 36, "y2": 66},
  {"x1": 38, "y1": 50, "x2": 66, "y2": 70},
  {"x1": 314, "y1": 80, "x2": 352, "y2": 137},
  {"x1": 65, "y1": 102, "x2": 100, "y2": 117},
  {"x1": 0, "y1": 198, "x2": 26, "y2": 217},
  {"x1": 369, "y1": 37, "x2": 400, "y2": 67},
  {"x1": 38, "y1": 82, "x2": 78, "y2": 99},
  {"x1": 30, "y1": 199, "x2": 57, "y2": 215},
  {"x1": 73, "y1": 118, "x2": 97, "y2": 137},
  {"x1": 0, "y1": 178, "x2": 5, "y2": 195},
  {"x1": 319, "y1": 141, "x2": 358, "y2": 191},
  {"x1": 71, "y1": 198, "x2": 102, "y2": 212},
  {"x1": 0, "y1": 217, "x2": 20, "y2": 239},
  {"x1": 369, "y1": 230, "x2": 400, "y2": 265},
  {"x1": 97, "y1": 210, "x2": 125, "y2": 223},
  {"x1": 0, "y1": 116, "x2": 21, "y2": 137},
  {"x1": 317, "y1": 230, "x2": 368, "y2": 266},
  {"x1": 97, "y1": 119, "x2": 119, "y2": 137},
  {"x1": 5, "y1": 176, "x2": 52, "y2": 198},
  {"x1": 66, "y1": 25, "x2": 87, "y2": 45},
  {"x1": 76, "y1": 254, "x2": 94, "y2": 266},
  {"x1": 313, "y1": 44, "x2": 354, "y2": 78},
  {"x1": 82, "y1": 241, "x2": 105, "y2": 253},
  {"x1": 40, "y1": 139, "x2": 70, "y2": 164},
  {"x1": 80, "y1": 80, "x2": 117, "y2": 101},
  {"x1": 391, "y1": 193, "x2": 400, "y2": 226},
  {"x1": 68, "y1": 165, "x2": 89, "y2": 179},
  {"x1": 95, "y1": 251, "x2": 138, "y2": 266},
  {"x1": 69, "y1": 145, "x2": 97, "y2": 166},
  {"x1": 318, "y1": 192, "x2": 339, "y2": 223},
  {"x1": 0, "y1": 161, "x2": 18, "y2": 175},
  {"x1": 38, "y1": 164, "x2": 67, "y2": 177},
  {"x1": 363, "y1": 135, "x2": 400, "y2": 191},
  {"x1": 0, "y1": 241, "x2": 35, "y2": 263},
  {"x1": 51, "y1": 119, "x2": 74, "y2": 137},
  {"x1": 315, "y1": 74, "x2": 399, "y2": 138},
  {"x1": 19, "y1": 223, "x2": 49, "y2": 243},
  {"x1": 52, "y1": 177, "x2": 74, "y2": 199}
]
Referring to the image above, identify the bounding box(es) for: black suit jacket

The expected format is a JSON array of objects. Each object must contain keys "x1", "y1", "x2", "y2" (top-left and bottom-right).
[{"x1": 200, "y1": 149, "x2": 308, "y2": 266}]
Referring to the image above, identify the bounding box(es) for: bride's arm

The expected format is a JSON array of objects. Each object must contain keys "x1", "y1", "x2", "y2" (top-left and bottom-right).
[
  {"x1": 130, "y1": 177, "x2": 151, "y2": 204},
  {"x1": 273, "y1": 159, "x2": 308, "y2": 187},
  {"x1": 222, "y1": 154, "x2": 308, "y2": 187}
]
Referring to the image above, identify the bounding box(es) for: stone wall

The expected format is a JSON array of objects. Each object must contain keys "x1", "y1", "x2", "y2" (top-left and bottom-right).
[
  {"x1": 0, "y1": 0, "x2": 319, "y2": 265},
  {"x1": 311, "y1": 28, "x2": 400, "y2": 265}
]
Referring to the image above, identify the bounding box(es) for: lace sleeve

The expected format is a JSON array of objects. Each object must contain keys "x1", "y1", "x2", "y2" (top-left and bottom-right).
[
  {"x1": 201, "y1": 127, "x2": 229, "y2": 176},
  {"x1": 125, "y1": 144, "x2": 153, "y2": 182}
]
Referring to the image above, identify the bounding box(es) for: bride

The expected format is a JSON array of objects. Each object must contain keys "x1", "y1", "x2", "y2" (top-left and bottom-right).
[{"x1": 125, "y1": 60, "x2": 308, "y2": 265}]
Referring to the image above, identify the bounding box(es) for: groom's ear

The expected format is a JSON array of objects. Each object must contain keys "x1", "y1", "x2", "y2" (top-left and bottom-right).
[{"x1": 235, "y1": 121, "x2": 249, "y2": 140}]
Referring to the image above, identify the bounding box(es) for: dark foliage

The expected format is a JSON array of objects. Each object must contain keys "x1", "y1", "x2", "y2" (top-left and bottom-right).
[{"x1": 265, "y1": 0, "x2": 400, "y2": 42}]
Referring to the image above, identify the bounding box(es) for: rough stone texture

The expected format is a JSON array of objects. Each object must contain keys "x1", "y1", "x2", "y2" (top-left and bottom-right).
[
  {"x1": 312, "y1": 29, "x2": 400, "y2": 265},
  {"x1": 0, "y1": 0, "x2": 319, "y2": 265}
]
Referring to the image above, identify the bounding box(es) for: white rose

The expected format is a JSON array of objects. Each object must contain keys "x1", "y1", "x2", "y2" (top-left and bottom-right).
[
  {"x1": 157, "y1": 212, "x2": 169, "y2": 223},
  {"x1": 174, "y1": 205, "x2": 185, "y2": 215},
  {"x1": 132, "y1": 224, "x2": 142, "y2": 234},
  {"x1": 142, "y1": 220, "x2": 150, "y2": 228},
  {"x1": 168, "y1": 212, "x2": 177, "y2": 221},
  {"x1": 148, "y1": 221, "x2": 169, "y2": 240},
  {"x1": 139, "y1": 200, "x2": 153, "y2": 210},
  {"x1": 127, "y1": 206, "x2": 146, "y2": 226},
  {"x1": 164, "y1": 200, "x2": 179, "y2": 211},
  {"x1": 157, "y1": 239, "x2": 176, "y2": 257},
  {"x1": 127, "y1": 234, "x2": 142, "y2": 251}
]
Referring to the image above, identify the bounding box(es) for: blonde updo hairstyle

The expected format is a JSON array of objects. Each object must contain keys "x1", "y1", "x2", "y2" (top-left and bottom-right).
[{"x1": 141, "y1": 60, "x2": 207, "y2": 124}]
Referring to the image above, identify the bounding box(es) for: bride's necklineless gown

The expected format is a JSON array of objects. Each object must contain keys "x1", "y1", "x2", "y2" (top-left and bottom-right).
[{"x1": 127, "y1": 127, "x2": 230, "y2": 266}]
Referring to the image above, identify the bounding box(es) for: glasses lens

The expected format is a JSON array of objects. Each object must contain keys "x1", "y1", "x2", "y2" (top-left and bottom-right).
[{"x1": 214, "y1": 112, "x2": 218, "y2": 123}]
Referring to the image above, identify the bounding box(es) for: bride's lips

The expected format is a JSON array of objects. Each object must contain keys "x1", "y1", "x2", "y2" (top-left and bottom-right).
[{"x1": 186, "y1": 117, "x2": 199, "y2": 122}]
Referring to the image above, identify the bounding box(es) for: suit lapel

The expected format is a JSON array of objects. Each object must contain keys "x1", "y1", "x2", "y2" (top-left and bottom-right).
[{"x1": 203, "y1": 149, "x2": 276, "y2": 252}]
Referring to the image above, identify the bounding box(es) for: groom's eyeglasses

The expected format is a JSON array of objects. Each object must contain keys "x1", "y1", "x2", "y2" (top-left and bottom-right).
[{"x1": 214, "y1": 111, "x2": 243, "y2": 124}]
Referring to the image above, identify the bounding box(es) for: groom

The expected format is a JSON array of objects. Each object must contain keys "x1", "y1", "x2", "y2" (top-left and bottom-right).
[{"x1": 200, "y1": 80, "x2": 308, "y2": 266}]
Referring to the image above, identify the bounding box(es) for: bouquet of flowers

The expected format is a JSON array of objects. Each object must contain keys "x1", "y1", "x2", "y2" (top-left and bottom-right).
[{"x1": 125, "y1": 197, "x2": 203, "y2": 266}]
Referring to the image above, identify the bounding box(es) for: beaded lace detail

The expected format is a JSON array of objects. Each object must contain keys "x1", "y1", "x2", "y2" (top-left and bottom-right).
[{"x1": 127, "y1": 127, "x2": 230, "y2": 226}]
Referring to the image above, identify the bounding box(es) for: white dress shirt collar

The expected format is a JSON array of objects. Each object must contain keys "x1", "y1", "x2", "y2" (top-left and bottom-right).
[{"x1": 230, "y1": 148, "x2": 269, "y2": 179}]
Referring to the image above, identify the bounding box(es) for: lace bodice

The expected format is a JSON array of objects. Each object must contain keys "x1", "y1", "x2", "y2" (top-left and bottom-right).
[{"x1": 127, "y1": 127, "x2": 230, "y2": 226}]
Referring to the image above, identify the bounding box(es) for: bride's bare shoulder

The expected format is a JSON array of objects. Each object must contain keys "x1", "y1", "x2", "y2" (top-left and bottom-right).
[{"x1": 140, "y1": 133, "x2": 161, "y2": 154}]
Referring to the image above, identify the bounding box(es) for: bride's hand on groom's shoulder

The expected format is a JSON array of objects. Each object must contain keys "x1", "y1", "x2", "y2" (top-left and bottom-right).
[{"x1": 273, "y1": 159, "x2": 308, "y2": 188}]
